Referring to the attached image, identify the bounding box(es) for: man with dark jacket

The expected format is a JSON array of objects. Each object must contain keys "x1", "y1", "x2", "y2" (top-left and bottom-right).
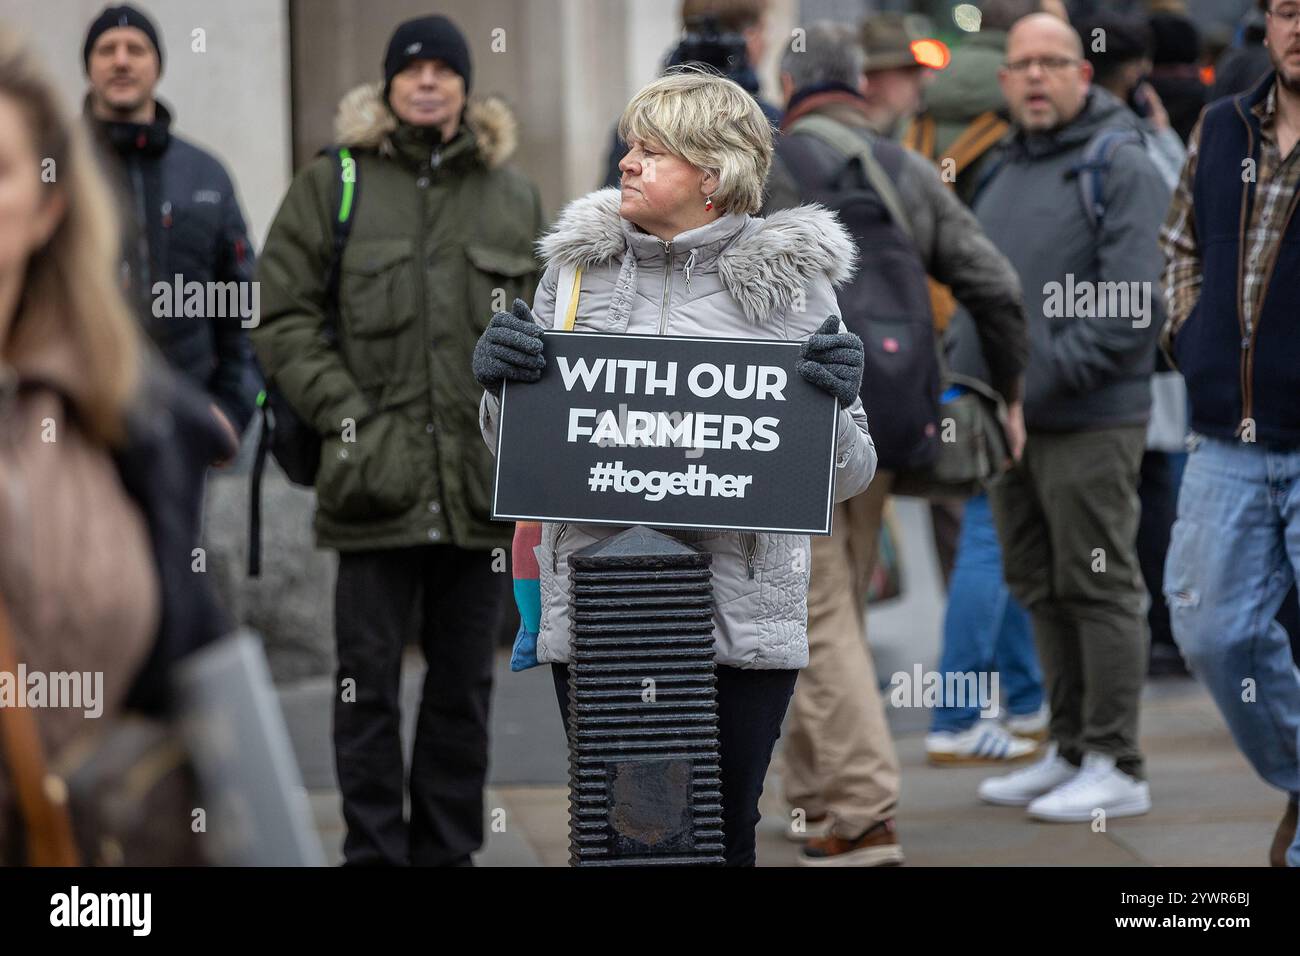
[
  {"x1": 974, "y1": 13, "x2": 1168, "y2": 822},
  {"x1": 765, "y1": 21, "x2": 1029, "y2": 865},
  {"x1": 83, "y1": 4, "x2": 258, "y2": 450},
  {"x1": 1161, "y1": 0, "x2": 1300, "y2": 868},
  {"x1": 253, "y1": 15, "x2": 543, "y2": 866}
]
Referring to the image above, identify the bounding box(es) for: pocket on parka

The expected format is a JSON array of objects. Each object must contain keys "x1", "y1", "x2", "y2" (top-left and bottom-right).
[
  {"x1": 315, "y1": 413, "x2": 419, "y2": 520},
  {"x1": 340, "y1": 239, "x2": 417, "y2": 338},
  {"x1": 464, "y1": 243, "x2": 537, "y2": 329}
]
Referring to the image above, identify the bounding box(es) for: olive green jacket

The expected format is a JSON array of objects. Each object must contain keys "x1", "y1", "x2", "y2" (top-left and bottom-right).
[{"x1": 254, "y1": 84, "x2": 543, "y2": 552}]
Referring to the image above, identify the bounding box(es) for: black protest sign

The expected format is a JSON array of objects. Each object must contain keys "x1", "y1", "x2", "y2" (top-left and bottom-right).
[{"x1": 492, "y1": 331, "x2": 840, "y2": 534}]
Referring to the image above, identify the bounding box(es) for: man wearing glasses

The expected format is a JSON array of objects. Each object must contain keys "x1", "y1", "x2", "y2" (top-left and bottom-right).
[
  {"x1": 1161, "y1": 0, "x2": 1300, "y2": 867},
  {"x1": 970, "y1": 13, "x2": 1170, "y2": 822}
]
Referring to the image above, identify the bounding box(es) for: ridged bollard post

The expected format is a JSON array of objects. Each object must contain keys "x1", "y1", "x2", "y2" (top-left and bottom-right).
[{"x1": 565, "y1": 526, "x2": 724, "y2": 866}]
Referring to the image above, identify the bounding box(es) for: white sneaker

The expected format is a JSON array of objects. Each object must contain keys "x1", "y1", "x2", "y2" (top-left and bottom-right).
[
  {"x1": 1003, "y1": 704, "x2": 1049, "y2": 742},
  {"x1": 977, "y1": 743, "x2": 1078, "y2": 806},
  {"x1": 926, "y1": 721, "x2": 1039, "y2": 765},
  {"x1": 1027, "y1": 752, "x2": 1151, "y2": 822}
]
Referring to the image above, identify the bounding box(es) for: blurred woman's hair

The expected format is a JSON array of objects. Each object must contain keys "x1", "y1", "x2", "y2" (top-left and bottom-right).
[
  {"x1": 618, "y1": 66, "x2": 774, "y2": 215},
  {"x1": 0, "y1": 26, "x2": 138, "y2": 445}
]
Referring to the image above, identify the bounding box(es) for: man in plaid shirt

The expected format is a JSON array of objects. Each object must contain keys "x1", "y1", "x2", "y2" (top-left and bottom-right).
[{"x1": 1159, "y1": 0, "x2": 1300, "y2": 868}]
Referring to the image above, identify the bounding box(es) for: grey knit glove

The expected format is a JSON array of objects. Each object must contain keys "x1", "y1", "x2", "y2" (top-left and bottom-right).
[
  {"x1": 473, "y1": 298, "x2": 546, "y2": 396},
  {"x1": 797, "y1": 316, "x2": 864, "y2": 408}
]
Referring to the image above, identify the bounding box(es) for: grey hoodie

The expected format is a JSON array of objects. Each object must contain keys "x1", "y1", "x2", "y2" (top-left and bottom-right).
[
  {"x1": 955, "y1": 87, "x2": 1170, "y2": 433},
  {"x1": 480, "y1": 190, "x2": 875, "y2": 669}
]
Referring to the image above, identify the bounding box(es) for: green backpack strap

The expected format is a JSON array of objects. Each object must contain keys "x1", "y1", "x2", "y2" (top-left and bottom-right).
[
  {"x1": 787, "y1": 114, "x2": 914, "y2": 241},
  {"x1": 321, "y1": 145, "x2": 358, "y2": 344}
]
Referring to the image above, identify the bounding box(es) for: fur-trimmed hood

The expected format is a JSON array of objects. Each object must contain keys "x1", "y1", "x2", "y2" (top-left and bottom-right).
[
  {"x1": 332, "y1": 82, "x2": 518, "y2": 168},
  {"x1": 537, "y1": 188, "x2": 857, "y2": 324}
]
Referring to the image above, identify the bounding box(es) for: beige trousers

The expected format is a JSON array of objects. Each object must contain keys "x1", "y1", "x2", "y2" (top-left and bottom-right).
[{"x1": 782, "y1": 472, "x2": 901, "y2": 836}]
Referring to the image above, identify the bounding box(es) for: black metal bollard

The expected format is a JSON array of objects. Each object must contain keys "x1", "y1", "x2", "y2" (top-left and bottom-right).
[{"x1": 565, "y1": 525, "x2": 724, "y2": 866}]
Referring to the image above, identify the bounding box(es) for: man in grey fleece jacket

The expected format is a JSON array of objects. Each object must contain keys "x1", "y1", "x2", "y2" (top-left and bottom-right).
[{"x1": 974, "y1": 14, "x2": 1170, "y2": 822}]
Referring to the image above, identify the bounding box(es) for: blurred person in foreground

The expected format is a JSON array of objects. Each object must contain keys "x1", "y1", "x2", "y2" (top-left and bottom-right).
[
  {"x1": 0, "y1": 26, "x2": 234, "y2": 863},
  {"x1": 477, "y1": 68, "x2": 876, "y2": 866}
]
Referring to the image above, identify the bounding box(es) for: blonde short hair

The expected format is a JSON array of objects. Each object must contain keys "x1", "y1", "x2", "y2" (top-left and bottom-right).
[{"x1": 618, "y1": 67, "x2": 773, "y2": 215}]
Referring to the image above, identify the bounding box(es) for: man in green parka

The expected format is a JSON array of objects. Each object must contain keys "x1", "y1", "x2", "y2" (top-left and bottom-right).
[{"x1": 253, "y1": 14, "x2": 542, "y2": 866}]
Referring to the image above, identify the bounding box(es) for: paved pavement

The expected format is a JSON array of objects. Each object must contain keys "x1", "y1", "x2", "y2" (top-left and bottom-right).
[{"x1": 279, "y1": 500, "x2": 1289, "y2": 867}]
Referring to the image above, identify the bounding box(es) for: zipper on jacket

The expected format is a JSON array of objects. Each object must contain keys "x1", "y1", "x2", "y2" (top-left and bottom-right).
[
  {"x1": 552, "y1": 523, "x2": 569, "y2": 574},
  {"x1": 743, "y1": 532, "x2": 757, "y2": 580},
  {"x1": 658, "y1": 240, "x2": 673, "y2": 334}
]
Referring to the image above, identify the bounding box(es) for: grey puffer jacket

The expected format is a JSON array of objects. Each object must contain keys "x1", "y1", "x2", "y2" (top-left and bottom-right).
[{"x1": 480, "y1": 189, "x2": 876, "y2": 669}]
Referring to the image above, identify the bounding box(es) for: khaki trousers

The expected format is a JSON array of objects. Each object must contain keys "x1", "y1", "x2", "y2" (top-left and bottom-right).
[{"x1": 782, "y1": 472, "x2": 901, "y2": 836}]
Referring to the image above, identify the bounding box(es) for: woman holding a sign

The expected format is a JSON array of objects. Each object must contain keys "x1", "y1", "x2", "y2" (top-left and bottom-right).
[{"x1": 474, "y1": 68, "x2": 876, "y2": 866}]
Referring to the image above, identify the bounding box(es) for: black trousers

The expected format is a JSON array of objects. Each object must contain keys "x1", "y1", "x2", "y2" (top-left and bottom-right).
[
  {"x1": 552, "y1": 662, "x2": 797, "y2": 867},
  {"x1": 333, "y1": 545, "x2": 505, "y2": 866}
]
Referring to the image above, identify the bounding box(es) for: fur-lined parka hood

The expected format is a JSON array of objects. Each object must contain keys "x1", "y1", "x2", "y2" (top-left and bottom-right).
[
  {"x1": 332, "y1": 82, "x2": 518, "y2": 168},
  {"x1": 536, "y1": 188, "x2": 857, "y2": 325}
]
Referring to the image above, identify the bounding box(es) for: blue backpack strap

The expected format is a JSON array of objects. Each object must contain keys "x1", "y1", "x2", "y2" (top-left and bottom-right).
[{"x1": 1074, "y1": 128, "x2": 1144, "y2": 231}]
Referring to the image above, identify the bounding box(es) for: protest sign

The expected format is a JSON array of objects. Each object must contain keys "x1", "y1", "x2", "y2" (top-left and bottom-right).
[{"x1": 492, "y1": 331, "x2": 840, "y2": 534}]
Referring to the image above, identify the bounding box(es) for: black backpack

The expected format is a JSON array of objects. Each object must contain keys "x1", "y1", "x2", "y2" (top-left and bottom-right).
[
  {"x1": 248, "y1": 146, "x2": 358, "y2": 575},
  {"x1": 775, "y1": 116, "x2": 940, "y2": 473}
]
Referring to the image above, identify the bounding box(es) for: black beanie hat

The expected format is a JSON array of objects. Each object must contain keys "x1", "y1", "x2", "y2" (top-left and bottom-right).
[
  {"x1": 383, "y1": 15, "x2": 471, "y2": 97},
  {"x1": 83, "y1": 4, "x2": 164, "y2": 74}
]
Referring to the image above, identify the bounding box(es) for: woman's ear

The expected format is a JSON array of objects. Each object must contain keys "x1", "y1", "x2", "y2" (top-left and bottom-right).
[{"x1": 700, "y1": 172, "x2": 720, "y2": 197}]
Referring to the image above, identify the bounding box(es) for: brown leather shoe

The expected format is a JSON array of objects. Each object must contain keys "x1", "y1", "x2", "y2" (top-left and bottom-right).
[
  {"x1": 798, "y1": 818, "x2": 905, "y2": 867},
  {"x1": 1270, "y1": 798, "x2": 1298, "y2": 867}
]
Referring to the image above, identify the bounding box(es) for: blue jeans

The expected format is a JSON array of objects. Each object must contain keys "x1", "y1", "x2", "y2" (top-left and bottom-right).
[
  {"x1": 1165, "y1": 436, "x2": 1300, "y2": 866},
  {"x1": 931, "y1": 494, "x2": 1044, "y2": 733}
]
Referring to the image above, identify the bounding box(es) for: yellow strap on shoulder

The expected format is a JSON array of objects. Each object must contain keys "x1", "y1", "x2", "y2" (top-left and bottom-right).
[
  {"x1": 561, "y1": 266, "x2": 583, "y2": 331},
  {"x1": 946, "y1": 112, "x2": 1009, "y2": 177}
]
